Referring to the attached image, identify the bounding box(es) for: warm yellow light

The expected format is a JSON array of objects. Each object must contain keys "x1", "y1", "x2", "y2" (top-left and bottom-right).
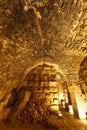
[
  {"x1": 49, "y1": 81, "x2": 57, "y2": 87},
  {"x1": 82, "y1": 119, "x2": 87, "y2": 124},
  {"x1": 78, "y1": 107, "x2": 86, "y2": 119},
  {"x1": 54, "y1": 94, "x2": 58, "y2": 99},
  {"x1": 58, "y1": 111, "x2": 63, "y2": 118},
  {"x1": 54, "y1": 99, "x2": 58, "y2": 104},
  {"x1": 69, "y1": 105, "x2": 74, "y2": 115},
  {"x1": 50, "y1": 105, "x2": 59, "y2": 111}
]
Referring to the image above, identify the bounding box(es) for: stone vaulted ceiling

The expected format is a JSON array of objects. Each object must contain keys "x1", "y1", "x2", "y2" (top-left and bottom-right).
[{"x1": 0, "y1": 0, "x2": 87, "y2": 100}]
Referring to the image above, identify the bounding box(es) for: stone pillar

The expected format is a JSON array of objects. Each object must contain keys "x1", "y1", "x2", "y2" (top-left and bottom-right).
[{"x1": 68, "y1": 85, "x2": 86, "y2": 119}]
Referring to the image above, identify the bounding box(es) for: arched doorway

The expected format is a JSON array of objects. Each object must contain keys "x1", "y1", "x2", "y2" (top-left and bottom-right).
[{"x1": 18, "y1": 63, "x2": 69, "y2": 122}]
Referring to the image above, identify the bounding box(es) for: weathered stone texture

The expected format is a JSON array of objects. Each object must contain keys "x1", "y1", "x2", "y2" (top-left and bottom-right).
[
  {"x1": 0, "y1": 0, "x2": 87, "y2": 108},
  {"x1": 17, "y1": 64, "x2": 64, "y2": 123}
]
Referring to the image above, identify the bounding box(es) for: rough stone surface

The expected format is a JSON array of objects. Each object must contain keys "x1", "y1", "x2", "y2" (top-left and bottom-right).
[
  {"x1": 0, "y1": 0, "x2": 87, "y2": 121},
  {"x1": 17, "y1": 64, "x2": 60, "y2": 123}
]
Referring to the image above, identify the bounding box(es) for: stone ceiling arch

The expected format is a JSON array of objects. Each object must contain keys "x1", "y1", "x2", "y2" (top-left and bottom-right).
[
  {"x1": 79, "y1": 56, "x2": 87, "y2": 94},
  {"x1": 19, "y1": 61, "x2": 68, "y2": 88},
  {"x1": 16, "y1": 62, "x2": 70, "y2": 123}
]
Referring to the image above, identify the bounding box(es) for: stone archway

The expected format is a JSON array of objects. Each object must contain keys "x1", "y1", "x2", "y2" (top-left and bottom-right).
[
  {"x1": 79, "y1": 56, "x2": 87, "y2": 95},
  {"x1": 17, "y1": 63, "x2": 69, "y2": 122}
]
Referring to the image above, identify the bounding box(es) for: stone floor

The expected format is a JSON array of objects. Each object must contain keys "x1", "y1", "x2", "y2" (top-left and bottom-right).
[
  {"x1": 59, "y1": 108, "x2": 87, "y2": 130},
  {"x1": 0, "y1": 108, "x2": 87, "y2": 130}
]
